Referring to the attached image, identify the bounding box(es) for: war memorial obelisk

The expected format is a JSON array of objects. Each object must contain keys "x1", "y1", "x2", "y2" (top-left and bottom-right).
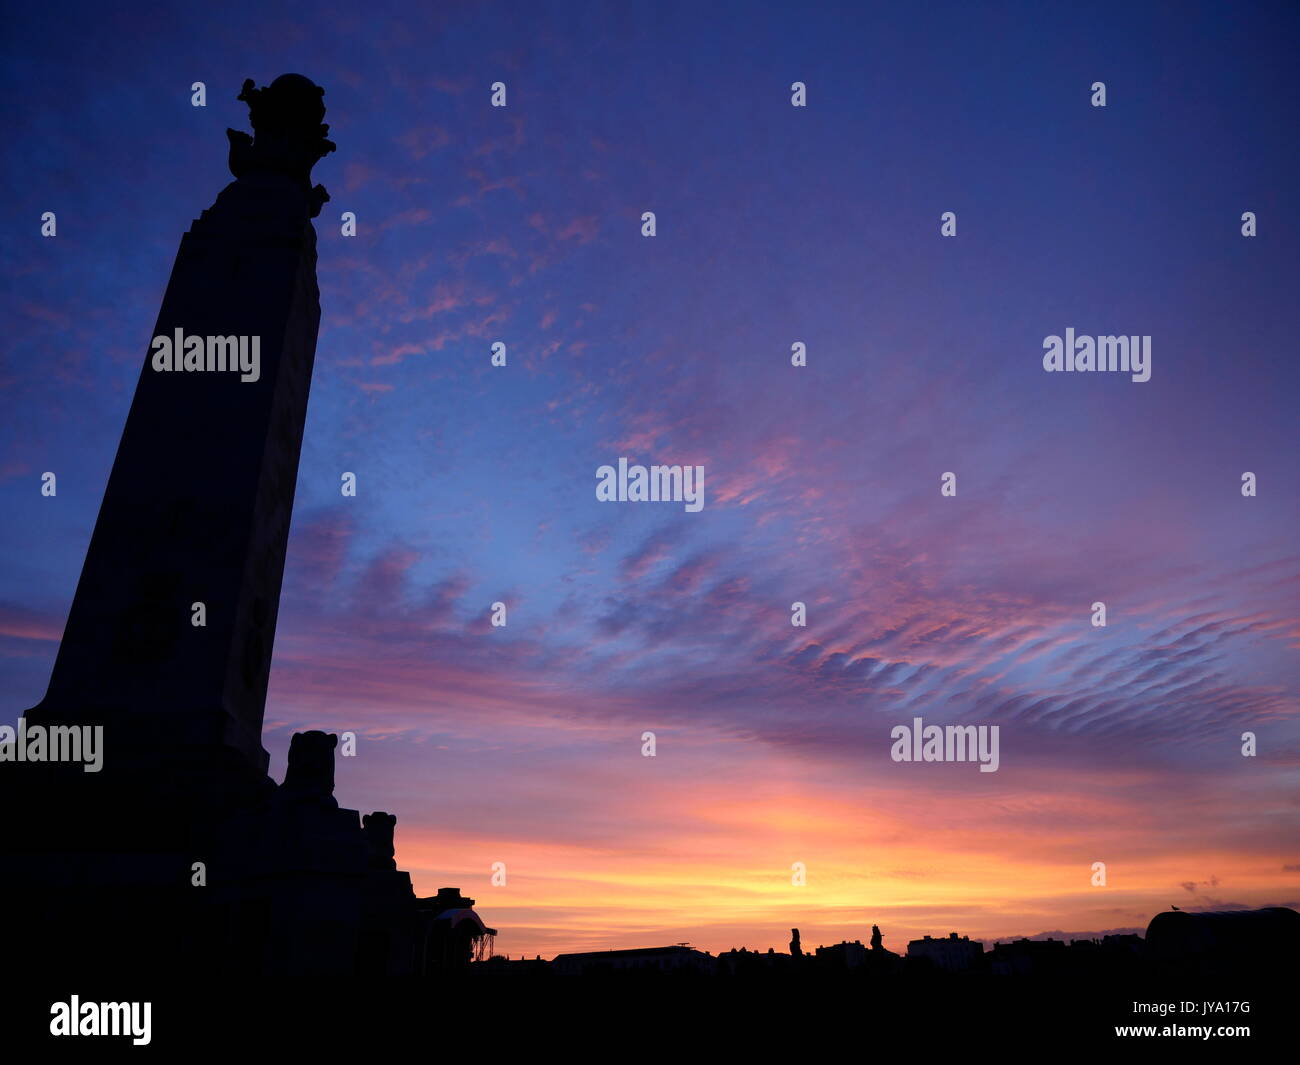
[
  {"x1": 0, "y1": 77, "x2": 495, "y2": 980},
  {"x1": 29, "y1": 74, "x2": 334, "y2": 799}
]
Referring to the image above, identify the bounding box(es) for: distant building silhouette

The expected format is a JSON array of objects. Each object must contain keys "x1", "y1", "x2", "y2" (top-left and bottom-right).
[
  {"x1": 552, "y1": 945, "x2": 715, "y2": 977},
  {"x1": 418, "y1": 887, "x2": 498, "y2": 974},
  {"x1": 1145, "y1": 906, "x2": 1300, "y2": 976},
  {"x1": 815, "y1": 940, "x2": 868, "y2": 968},
  {"x1": 907, "y1": 932, "x2": 985, "y2": 973},
  {"x1": 473, "y1": 909, "x2": 1296, "y2": 985},
  {"x1": 714, "y1": 945, "x2": 798, "y2": 977},
  {"x1": 473, "y1": 954, "x2": 552, "y2": 978},
  {"x1": 1101, "y1": 933, "x2": 1143, "y2": 954},
  {"x1": 989, "y1": 937, "x2": 1066, "y2": 977}
]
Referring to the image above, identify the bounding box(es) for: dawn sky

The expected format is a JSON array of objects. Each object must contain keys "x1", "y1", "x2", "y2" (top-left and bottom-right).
[{"x1": 2, "y1": 0, "x2": 1298, "y2": 956}]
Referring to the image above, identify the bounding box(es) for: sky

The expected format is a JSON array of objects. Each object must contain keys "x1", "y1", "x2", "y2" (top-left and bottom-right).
[{"x1": 1, "y1": 0, "x2": 1298, "y2": 958}]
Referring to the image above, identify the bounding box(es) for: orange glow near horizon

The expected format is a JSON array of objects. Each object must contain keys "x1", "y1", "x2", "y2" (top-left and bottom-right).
[{"x1": 376, "y1": 742, "x2": 1298, "y2": 958}]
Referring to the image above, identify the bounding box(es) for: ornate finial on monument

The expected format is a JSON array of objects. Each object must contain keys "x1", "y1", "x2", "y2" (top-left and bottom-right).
[{"x1": 226, "y1": 74, "x2": 336, "y2": 217}]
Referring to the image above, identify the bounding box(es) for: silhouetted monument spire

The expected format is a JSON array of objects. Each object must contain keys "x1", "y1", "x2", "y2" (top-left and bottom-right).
[
  {"x1": 24, "y1": 75, "x2": 331, "y2": 801},
  {"x1": 1, "y1": 78, "x2": 497, "y2": 985}
]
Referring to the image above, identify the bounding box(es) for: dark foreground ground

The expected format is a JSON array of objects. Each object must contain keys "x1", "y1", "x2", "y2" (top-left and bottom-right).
[{"x1": 7, "y1": 968, "x2": 1287, "y2": 1055}]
